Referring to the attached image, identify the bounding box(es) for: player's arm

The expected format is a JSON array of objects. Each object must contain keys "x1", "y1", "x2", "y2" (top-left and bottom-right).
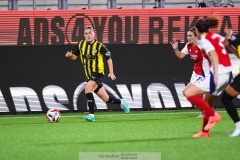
[
  {"x1": 226, "y1": 44, "x2": 239, "y2": 58},
  {"x1": 65, "y1": 51, "x2": 78, "y2": 60},
  {"x1": 170, "y1": 40, "x2": 186, "y2": 59},
  {"x1": 209, "y1": 50, "x2": 219, "y2": 85},
  {"x1": 203, "y1": 39, "x2": 219, "y2": 85},
  {"x1": 101, "y1": 44, "x2": 116, "y2": 80},
  {"x1": 223, "y1": 29, "x2": 240, "y2": 58},
  {"x1": 65, "y1": 43, "x2": 79, "y2": 60},
  {"x1": 107, "y1": 58, "x2": 116, "y2": 80}
]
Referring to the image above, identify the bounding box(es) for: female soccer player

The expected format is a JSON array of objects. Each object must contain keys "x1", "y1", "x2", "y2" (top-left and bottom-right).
[
  {"x1": 170, "y1": 27, "x2": 209, "y2": 118},
  {"x1": 183, "y1": 17, "x2": 232, "y2": 138},
  {"x1": 65, "y1": 26, "x2": 130, "y2": 122},
  {"x1": 221, "y1": 29, "x2": 240, "y2": 137}
]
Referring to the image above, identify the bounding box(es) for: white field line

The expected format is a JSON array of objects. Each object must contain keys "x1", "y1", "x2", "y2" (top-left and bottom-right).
[{"x1": 0, "y1": 110, "x2": 228, "y2": 119}]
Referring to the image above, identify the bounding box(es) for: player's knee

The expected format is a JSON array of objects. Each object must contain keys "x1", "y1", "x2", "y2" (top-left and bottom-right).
[
  {"x1": 85, "y1": 87, "x2": 90, "y2": 94},
  {"x1": 85, "y1": 87, "x2": 93, "y2": 94},
  {"x1": 221, "y1": 91, "x2": 234, "y2": 106},
  {"x1": 182, "y1": 89, "x2": 188, "y2": 98},
  {"x1": 101, "y1": 96, "x2": 109, "y2": 102}
]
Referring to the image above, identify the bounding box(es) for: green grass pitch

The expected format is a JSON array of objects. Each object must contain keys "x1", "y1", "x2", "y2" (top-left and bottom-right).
[{"x1": 0, "y1": 109, "x2": 240, "y2": 160}]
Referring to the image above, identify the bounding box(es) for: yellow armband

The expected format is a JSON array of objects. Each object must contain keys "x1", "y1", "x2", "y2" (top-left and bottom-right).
[{"x1": 238, "y1": 44, "x2": 240, "y2": 57}]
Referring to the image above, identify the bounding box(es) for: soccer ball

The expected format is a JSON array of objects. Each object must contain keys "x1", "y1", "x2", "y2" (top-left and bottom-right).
[{"x1": 46, "y1": 109, "x2": 61, "y2": 123}]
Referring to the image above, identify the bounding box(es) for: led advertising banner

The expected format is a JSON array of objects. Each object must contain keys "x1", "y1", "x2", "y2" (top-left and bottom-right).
[
  {"x1": 1, "y1": 44, "x2": 240, "y2": 114},
  {"x1": 0, "y1": 8, "x2": 240, "y2": 46}
]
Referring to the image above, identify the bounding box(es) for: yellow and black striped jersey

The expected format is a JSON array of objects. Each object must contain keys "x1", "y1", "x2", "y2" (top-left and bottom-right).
[{"x1": 72, "y1": 40, "x2": 111, "y2": 80}]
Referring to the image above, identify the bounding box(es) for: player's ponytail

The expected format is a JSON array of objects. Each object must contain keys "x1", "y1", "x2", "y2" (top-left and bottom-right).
[
  {"x1": 196, "y1": 16, "x2": 219, "y2": 34},
  {"x1": 205, "y1": 16, "x2": 219, "y2": 29}
]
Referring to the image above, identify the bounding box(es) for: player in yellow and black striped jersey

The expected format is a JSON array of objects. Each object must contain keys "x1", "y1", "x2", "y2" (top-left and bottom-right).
[
  {"x1": 65, "y1": 26, "x2": 130, "y2": 122},
  {"x1": 72, "y1": 36, "x2": 111, "y2": 80},
  {"x1": 221, "y1": 29, "x2": 240, "y2": 137}
]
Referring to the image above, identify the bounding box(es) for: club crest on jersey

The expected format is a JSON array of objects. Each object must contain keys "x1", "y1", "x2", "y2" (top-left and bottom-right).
[
  {"x1": 92, "y1": 50, "x2": 97, "y2": 55},
  {"x1": 190, "y1": 54, "x2": 197, "y2": 60}
]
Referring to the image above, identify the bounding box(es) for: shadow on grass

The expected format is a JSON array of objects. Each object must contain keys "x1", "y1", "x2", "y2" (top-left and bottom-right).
[
  {"x1": 0, "y1": 115, "x2": 193, "y2": 125},
  {"x1": 81, "y1": 137, "x2": 191, "y2": 144},
  {"x1": 81, "y1": 116, "x2": 192, "y2": 123},
  {"x1": 34, "y1": 136, "x2": 191, "y2": 146}
]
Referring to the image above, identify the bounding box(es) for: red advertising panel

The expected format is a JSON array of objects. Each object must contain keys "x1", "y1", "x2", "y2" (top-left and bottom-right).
[{"x1": 0, "y1": 8, "x2": 240, "y2": 45}]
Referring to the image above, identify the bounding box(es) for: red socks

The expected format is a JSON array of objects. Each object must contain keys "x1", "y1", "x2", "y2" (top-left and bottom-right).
[{"x1": 187, "y1": 95, "x2": 214, "y2": 117}]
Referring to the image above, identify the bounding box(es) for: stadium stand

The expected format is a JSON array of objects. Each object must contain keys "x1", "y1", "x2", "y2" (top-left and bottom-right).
[
  {"x1": 0, "y1": 0, "x2": 239, "y2": 10},
  {"x1": 0, "y1": 0, "x2": 8, "y2": 10}
]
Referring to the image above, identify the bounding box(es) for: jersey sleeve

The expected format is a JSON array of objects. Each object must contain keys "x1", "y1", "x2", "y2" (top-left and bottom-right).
[
  {"x1": 201, "y1": 39, "x2": 215, "y2": 55},
  {"x1": 180, "y1": 43, "x2": 189, "y2": 55},
  {"x1": 72, "y1": 42, "x2": 80, "y2": 56},
  {"x1": 100, "y1": 44, "x2": 111, "y2": 60}
]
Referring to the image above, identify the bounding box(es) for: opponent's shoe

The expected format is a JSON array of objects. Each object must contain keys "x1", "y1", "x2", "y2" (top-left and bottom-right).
[
  {"x1": 204, "y1": 112, "x2": 221, "y2": 131},
  {"x1": 196, "y1": 113, "x2": 203, "y2": 118},
  {"x1": 193, "y1": 130, "x2": 210, "y2": 138},
  {"x1": 84, "y1": 115, "x2": 96, "y2": 122},
  {"x1": 229, "y1": 128, "x2": 240, "y2": 137},
  {"x1": 120, "y1": 99, "x2": 130, "y2": 114}
]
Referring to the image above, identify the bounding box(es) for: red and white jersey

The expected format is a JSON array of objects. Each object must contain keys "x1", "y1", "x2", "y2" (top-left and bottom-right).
[
  {"x1": 181, "y1": 42, "x2": 209, "y2": 77},
  {"x1": 200, "y1": 32, "x2": 232, "y2": 75}
]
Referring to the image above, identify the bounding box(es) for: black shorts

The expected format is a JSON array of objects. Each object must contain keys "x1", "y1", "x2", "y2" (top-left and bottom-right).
[
  {"x1": 230, "y1": 74, "x2": 240, "y2": 92},
  {"x1": 88, "y1": 72, "x2": 104, "y2": 93}
]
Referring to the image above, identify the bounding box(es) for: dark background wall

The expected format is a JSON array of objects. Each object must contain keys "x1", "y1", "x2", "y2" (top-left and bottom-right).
[{"x1": 0, "y1": 44, "x2": 239, "y2": 114}]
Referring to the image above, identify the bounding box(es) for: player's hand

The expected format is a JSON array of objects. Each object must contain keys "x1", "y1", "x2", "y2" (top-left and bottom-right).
[
  {"x1": 170, "y1": 40, "x2": 178, "y2": 50},
  {"x1": 108, "y1": 73, "x2": 116, "y2": 80},
  {"x1": 223, "y1": 29, "x2": 232, "y2": 47},
  {"x1": 65, "y1": 51, "x2": 73, "y2": 58},
  {"x1": 224, "y1": 28, "x2": 232, "y2": 39}
]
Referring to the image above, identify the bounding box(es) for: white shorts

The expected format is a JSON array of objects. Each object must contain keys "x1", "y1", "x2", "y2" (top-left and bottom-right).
[
  {"x1": 192, "y1": 71, "x2": 231, "y2": 96},
  {"x1": 190, "y1": 71, "x2": 204, "y2": 83}
]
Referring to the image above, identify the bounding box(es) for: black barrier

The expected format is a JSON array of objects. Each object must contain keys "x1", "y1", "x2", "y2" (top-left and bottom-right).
[{"x1": 0, "y1": 44, "x2": 239, "y2": 114}]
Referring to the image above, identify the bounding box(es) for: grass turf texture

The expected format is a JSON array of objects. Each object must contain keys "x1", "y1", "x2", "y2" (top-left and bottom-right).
[{"x1": 0, "y1": 110, "x2": 240, "y2": 160}]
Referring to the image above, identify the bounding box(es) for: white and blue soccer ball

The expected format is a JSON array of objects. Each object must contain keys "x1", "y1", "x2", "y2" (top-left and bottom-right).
[{"x1": 46, "y1": 109, "x2": 61, "y2": 123}]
